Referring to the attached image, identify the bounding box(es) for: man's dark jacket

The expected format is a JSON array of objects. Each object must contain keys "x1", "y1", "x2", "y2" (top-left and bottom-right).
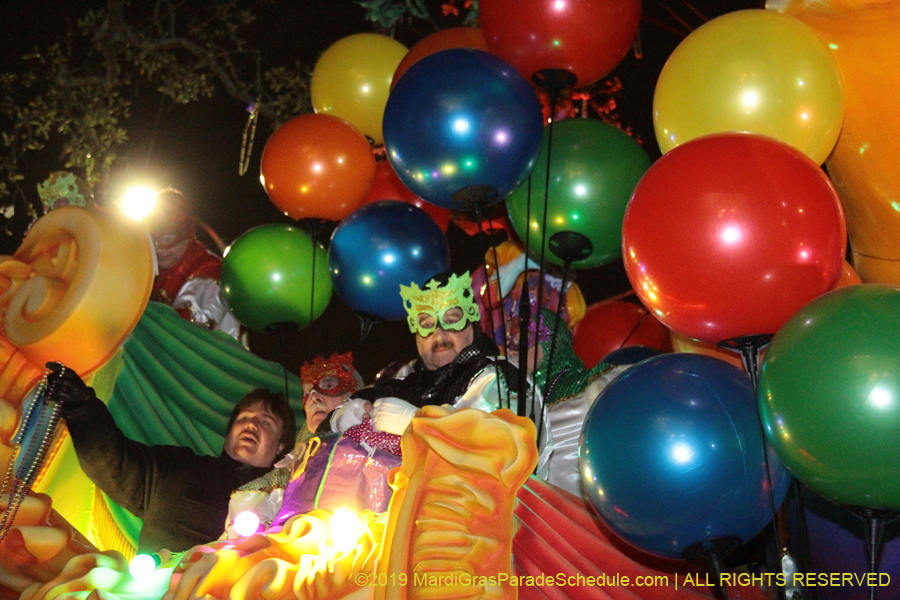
[
  {"x1": 62, "y1": 395, "x2": 270, "y2": 553},
  {"x1": 353, "y1": 330, "x2": 520, "y2": 407}
]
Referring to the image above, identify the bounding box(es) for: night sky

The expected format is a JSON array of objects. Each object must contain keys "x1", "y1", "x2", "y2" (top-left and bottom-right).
[{"x1": 0, "y1": 0, "x2": 760, "y2": 380}]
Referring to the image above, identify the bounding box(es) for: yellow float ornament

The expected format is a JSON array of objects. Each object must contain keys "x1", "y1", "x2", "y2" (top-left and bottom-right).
[
  {"x1": 769, "y1": 0, "x2": 900, "y2": 283},
  {"x1": 653, "y1": 9, "x2": 844, "y2": 165},
  {"x1": 0, "y1": 206, "x2": 154, "y2": 473},
  {"x1": 2, "y1": 206, "x2": 154, "y2": 376}
]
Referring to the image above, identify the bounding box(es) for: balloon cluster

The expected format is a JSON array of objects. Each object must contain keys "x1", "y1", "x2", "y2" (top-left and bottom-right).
[
  {"x1": 564, "y1": 4, "x2": 853, "y2": 567},
  {"x1": 204, "y1": 1, "x2": 900, "y2": 580},
  {"x1": 240, "y1": 0, "x2": 656, "y2": 334}
]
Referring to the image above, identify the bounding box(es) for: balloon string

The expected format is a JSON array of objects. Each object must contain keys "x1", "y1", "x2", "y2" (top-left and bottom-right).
[
  {"x1": 473, "y1": 205, "x2": 510, "y2": 411},
  {"x1": 619, "y1": 310, "x2": 652, "y2": 350},
  {"x1": 306, "y1": 220, "x2": 322, "y2": 359},
  {"x1": 527, "y1": 73, "x2": 572, "y2": 453},
  {"x1": 239, "y1": 102, "x2": 259, "y2": 176},
  {"x1": 486, "y1": 218, "x2": 511, "y2": 410},
  {"x1": 733, "y1": 337, "x2": 791, "y2": 587},
  {"x1": 540, "y1": 261, "x2": 572, "y2": 404},
  {"x1": 517, "y1": 174, "x2": 533, "y2": 419},
  {"x1": 473, "y1": 205, "x2": 499, "y2": 353},
  {"x1": 531, "y1": 92, "x2": 562, "y2": 427},
  {"x1": 278, "y1": 326, "x2": 291, "y2": 406},
  {"x1": 790, "y1": 480, "x2": 816, "y2": 600},
  {"x1": 282, "y1": 363, "x2": 290, "y2": 413}
]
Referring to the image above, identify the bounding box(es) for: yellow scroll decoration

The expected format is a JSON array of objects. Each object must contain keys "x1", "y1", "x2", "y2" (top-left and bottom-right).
[{"x1": 0, "y1": 206, "x2": 153, "y2": 489}]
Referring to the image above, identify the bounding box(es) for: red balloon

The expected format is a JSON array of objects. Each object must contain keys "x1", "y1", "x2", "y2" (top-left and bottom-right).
[
  {"x1": 479, "y1": 0, "x2": 642, "y2": 88},
  {"x1": 364, "y1": 160, "x2": 451, "y2": 231},
  {"x1": 622, "y1": 133, "x2": 846, "y2": 345},
  {"x1": 572, "y1": 300, "x2": 672, "y2": 369},
  {"x1": 260, "y1": 114, "x2": 376, "y2": 222},
  {"x1": 391, "y1": 27, "x2": 489, "y2": 90}
]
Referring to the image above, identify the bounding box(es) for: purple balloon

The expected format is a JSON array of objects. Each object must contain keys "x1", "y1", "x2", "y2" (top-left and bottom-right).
[{"x1": 803, "y1": 492, "x2": 900, "y2": 600}]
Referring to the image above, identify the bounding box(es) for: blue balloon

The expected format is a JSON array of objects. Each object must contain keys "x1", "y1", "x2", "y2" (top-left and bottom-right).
[
  {"x1": 383, "y1": 48, "x2": 544, "y2": 210},
  {"x1": 579, "y1": 353, "x2": 790, "y2": 559},
  {"x1": 328, "y1": 201, "x2": 450, "y2": 320}
]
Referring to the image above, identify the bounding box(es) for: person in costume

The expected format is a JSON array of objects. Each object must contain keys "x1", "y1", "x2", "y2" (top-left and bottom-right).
[
  {"x1": 20, "y1": 171, "x2": 97, "y2": 239},
  {"x1": 471, "y1": 239, "x2": 586, "y2": 356},
  {"x1": 510, "y1": 307, "x2": 639, "y2": 498},
  {"x1": 145, "y1": 188, "x2": 241, "y2": 340},
  {"x1": 46, "y1": 362, "x2": 295, "y2": 553},
  {"x1": 36, "y1": 171, "x2": 96, "y2": 212},
  {"x1": 222, "y1": 352, "x2": 399, "y2": 538},
  {"x1": 325, "y1": 271, "x2": 526, "y2": 439}
]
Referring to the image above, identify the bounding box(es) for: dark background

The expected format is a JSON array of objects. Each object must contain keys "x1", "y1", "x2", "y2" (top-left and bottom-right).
[{"x1": 0, "y1": 0, "x2": 760, "y2": 381}]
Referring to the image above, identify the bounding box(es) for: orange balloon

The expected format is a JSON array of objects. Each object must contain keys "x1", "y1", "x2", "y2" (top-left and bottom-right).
[
  {"x1": 832, "y1": 259, "x2": 862, "y2": 289},
  {"x1": 260, "y1": 114, "x2": 376, "y2": 222},
  {"x1": 772, "y1": 1, "x2": 900, "y2": 283},
  {"x1": 669, "y1": 330, "x2": 746, "y2": 370},
  {"x1": 391, "y1": 27, "x2": 489, "y2": 90}
]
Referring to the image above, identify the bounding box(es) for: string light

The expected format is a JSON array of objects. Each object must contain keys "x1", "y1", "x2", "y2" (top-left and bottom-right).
[
  {"x1": 128, "y1": 549, "x2": 172, "y2": 579},
  {"x1": 233, "y1": 511, "x2": 261, "y2": 537}
]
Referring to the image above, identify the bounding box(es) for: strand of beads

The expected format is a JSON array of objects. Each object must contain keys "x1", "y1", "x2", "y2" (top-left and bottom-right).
[{"x1": 0, "y1": 363, "x2": 65, "y2": 543}]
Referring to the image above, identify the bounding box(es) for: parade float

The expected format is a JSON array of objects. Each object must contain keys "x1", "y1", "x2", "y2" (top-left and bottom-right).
[{"x1": 3, "y1": 0, "x2": 900, "y2": 598}]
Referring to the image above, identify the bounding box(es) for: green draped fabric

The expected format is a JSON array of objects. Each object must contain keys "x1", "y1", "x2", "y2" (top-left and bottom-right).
[{"x1": 102, "y1": 301, "x2": 307, "y2": 548}]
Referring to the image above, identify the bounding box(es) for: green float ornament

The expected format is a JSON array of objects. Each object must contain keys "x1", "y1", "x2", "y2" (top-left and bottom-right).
[
  {"x1": 758, "y1": 284, "x2": 900, "y2": 510},
  {"x1": 220, "y1": 224, "x2": 332, "y2": 332},
  {"x1": 506, "y1": 118, "x2": 650, "y2": 269}
]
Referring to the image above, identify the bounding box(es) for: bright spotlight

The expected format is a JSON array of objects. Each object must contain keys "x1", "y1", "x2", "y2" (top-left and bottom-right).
[{"x1": 120, "y1": 186, "x2": 158, "y2": 221}]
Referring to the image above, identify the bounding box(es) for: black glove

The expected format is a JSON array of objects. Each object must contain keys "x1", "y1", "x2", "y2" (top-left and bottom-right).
[{"x1": 45, "y1": 362, "x2": 96, "y2": 409}]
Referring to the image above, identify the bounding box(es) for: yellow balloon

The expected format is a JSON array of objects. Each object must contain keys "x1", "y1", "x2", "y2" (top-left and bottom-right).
[
  {"x1": 653, "y1": 9, "x2": 844, "y2": 164},
  {"x1": 771, "y1": 0, "x2": 900, "y2": 283},
  {"x1": 311, "y1": 33, "x2": 408, "y2": 145}
]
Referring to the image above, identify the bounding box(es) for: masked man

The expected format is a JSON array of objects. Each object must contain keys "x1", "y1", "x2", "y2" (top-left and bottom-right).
[{"x1": 326, "y1": 271, "x2": 527, "y2": 439}]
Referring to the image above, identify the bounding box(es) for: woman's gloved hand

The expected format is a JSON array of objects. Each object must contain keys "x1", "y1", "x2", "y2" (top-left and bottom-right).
[
  {"x1": 371, "y1": 397, "x2": 419, "y2": 435},
  {"x1": 330, "y1": 398, "x2": 372, "y2": 433},
  {"x1": 45, "y1": 362, "x2": 96, "y2": 409}
]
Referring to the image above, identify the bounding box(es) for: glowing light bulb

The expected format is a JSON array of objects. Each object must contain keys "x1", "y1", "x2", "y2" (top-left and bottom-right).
[
  {"x1": 330, "y1": 508, "x2": 364, "y2": 552},
  {"x1": 233, "y1": 511, "x2": 261, "y2": 537},
  {"x1": 129, "y1": 554, "x2": 158, "y2": 579}
]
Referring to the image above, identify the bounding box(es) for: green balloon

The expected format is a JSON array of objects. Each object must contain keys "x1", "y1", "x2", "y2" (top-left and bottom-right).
[
  {"x1": 506, "y1": 119, "x2": 650, "y2": 269},
  {"x1": 220, "y1": 224, "x2": 332, "y2": 332},
  {"x1": 758, "y1": 284, "x2": 900, "y2": 510}
]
